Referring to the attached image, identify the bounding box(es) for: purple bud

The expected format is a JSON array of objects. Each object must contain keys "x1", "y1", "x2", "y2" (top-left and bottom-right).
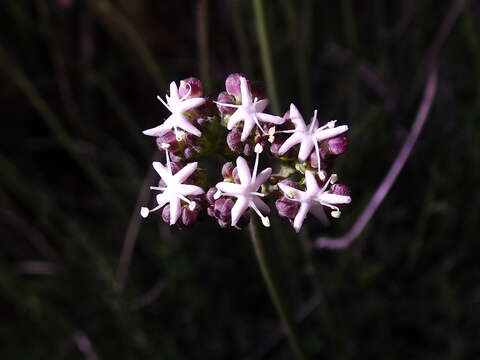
[
  {"x1": 331, "y1": 183, "x2": 351, "y2": 197},
  {"x1": 276, "y1": 197, "x2": 300, "y2": 219},
  {"x1": 221, "y1": 162, "x2": 235, "y2": 179},
  {"x1": 162, "y1": 205, "x2": 170, "y2": 224},
  {"x1": 217, "y1": 91, "x2": 236, "y2": 115},
  {"x1": 183, "y1": 146, "x2": 197, "y2": 159},
  {"x1": 181, "y1": 208, "x2": 197, "y2": 227},
  {"x1": 232, "y1": 168, "x2": 240, "y2": 183},
  {"x1": 214, "y1": 198, "x2": 234, "y2": 222},
  {"x1": 326, "y1": 135, "x2": 348, "y2": 155},
  {"x1": 225, "y1": 73, "x2": 246, "y2": 99},
  {"x1": 227, "y1": 127, "x2": 243, "y2": 152},
  {"x1": 206, "y1": 187, "x2": 217, "y2": 204},
  {"x1": 179, "y1": 77, "x2": 203, "y2": 98},
  {"x1": 243, "y1": 142, "x2": 254, "y2": 156}
]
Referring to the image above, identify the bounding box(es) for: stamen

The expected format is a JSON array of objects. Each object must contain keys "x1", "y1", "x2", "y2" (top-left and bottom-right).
[
  {"x1": 156, "y1": 95, "x2": 171, "y2": 111},
  {"x1": 188, "y1": 201, "x2": 197, "y2": 211},
  {"x1": 140, "y1": 207, "x2": 150, "y2": 218},
  {"x1": 175, "y1": 130, "x2": 186, "y2": 141},
  {"x1": 253, "y1": 114, "x2": 267, "y2": 135},
  {"x1": 321, "y1": 173, "x2": 337, "y2": 192},
  {"x1": 318, "y1": 170, "x2": 327, "y2": 181},
  {"x1": 331, "y1": 210, "x2": 341, "y2": 218},
  {"x1": 250, "y1": 191, "x2": 265, "y2": 197},
  {"x1": 249, "y1": 201, "x2": 271, "y2": 227},
  {"x1": 213, "y1": 101, "x2": 241, "y2": 108},
  {"x1": 252, "y1": 144, "x2": 263, "y2": 181},
  {"x1": 164, "y1": 148, "x2": 172, "y2": 174}
]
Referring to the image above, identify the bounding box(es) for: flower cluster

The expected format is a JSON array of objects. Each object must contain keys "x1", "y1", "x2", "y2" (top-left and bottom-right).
[{"x1": 141, "y1": 74, "x2": 351, "y2": 232}]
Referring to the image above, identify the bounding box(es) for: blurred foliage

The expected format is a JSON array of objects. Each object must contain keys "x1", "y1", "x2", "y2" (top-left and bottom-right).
[{"x1": 1, "y1": 0, "x2": 480, "y2": 359}]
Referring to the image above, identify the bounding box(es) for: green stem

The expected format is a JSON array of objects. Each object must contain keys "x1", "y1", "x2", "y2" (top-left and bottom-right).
[
  {"x1": 252, "y1": 0, "x2": 280, "y2": 115},
  {"x1": 248, "y1": 219, "x2": 308, "y2": 360}
]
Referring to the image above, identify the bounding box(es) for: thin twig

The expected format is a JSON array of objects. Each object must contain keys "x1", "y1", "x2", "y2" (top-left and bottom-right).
[
  {"x1": 252, "y1": 0, "x2": 280, "y2": 115},
  {"x1": 115, "y1": 153, "x2": 158, "y2": 293},
  {"x1": 316, "y1": 69, "x2": 438, "y2": 250}
]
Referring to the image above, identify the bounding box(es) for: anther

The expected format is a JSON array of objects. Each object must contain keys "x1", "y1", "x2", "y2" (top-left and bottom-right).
[{"x1": 140, "y1": 207, "x2": 150, "y2": 218}]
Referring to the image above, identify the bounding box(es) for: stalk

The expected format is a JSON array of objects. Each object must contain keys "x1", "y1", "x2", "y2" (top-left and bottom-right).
[{"x1": 248, "y1": 218, "x2": 308, "y2": 360}]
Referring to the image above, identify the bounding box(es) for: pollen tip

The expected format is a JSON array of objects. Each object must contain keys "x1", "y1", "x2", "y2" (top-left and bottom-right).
[
  {"x1": 331, "y1": 210, "x2": 341, "y2": 218},
  {"x1": 140, "y1": 207, "x2": 150, "y2": 218},
  {"x1": 262, "y1": 216, "x2": 271, "y2": 227},
  {"x1": 319, "y1": 170, "x2": 327, "y2": 181},
  {"x1": 254, "y1": 143, "x2": 264, "y2": 154},
  {"x1": 188, "y1": 201, "x2": 197, "y2": 211},
  {"x1": 161, "y1": 143, "x2": 171, "y2": 150},
  {"x1": 213, "y1": 190, "x2": 222, "y2": 200}
]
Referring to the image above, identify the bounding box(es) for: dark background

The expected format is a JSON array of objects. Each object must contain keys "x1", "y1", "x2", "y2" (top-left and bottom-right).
[{"x1": 1, "y1": 0, "x2": 479, "y2": 359}]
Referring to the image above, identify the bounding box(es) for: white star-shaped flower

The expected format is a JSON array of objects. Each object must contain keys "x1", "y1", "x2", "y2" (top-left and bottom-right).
[
  {"x1": 278, "y1": 170, "x2": 351, "y2": 232},
  {"x1": 214, "y1": 144, "x2": 272, "y2": 227},
  {"x1": 215, "y1": 77, "x2": 284, "y2": 142},
  {"x1": 140, "y1": 145, "x2": 204, "y2": 225},
  {"x1": 277, "y1": 104, "x2": 348, "y2": 179},
  {"x1": 143, "y1": 81, "x2": 206, "y2": 140}
]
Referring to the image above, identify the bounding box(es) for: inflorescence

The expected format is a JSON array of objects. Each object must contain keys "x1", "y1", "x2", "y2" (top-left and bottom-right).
[{"x1": 140, "y1": 74, "x2": 351, "y2": 232}]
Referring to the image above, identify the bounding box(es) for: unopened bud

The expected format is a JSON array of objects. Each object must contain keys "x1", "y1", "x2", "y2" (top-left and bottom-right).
[
  {"x1": 181, "y1": 208, "x2": 198, "y2": 227},
  {"x1": 226, "y1": 127, "x2": 243, "y2": 152},
  {"x1": 214, "y1": 198, "x2": 234, "y2": 222},
  {"x1": 179, "y1": 77, "x2": 203, "y2": 98},
  {"x1": 221, "y1": 162, "x2": 235, "y2": 179},
  {"x1": 276, "y1": 197, "x2": 300, "y2": 219},
  {"x1": 326, "y1": 135, "x2": 348, "y2": 155},
  {"x1": 225, "y1": 73, "x2": 246, "y2": 99},
  {"x1": 216, "y1": 91, "x2": 236, "y2": 115}
]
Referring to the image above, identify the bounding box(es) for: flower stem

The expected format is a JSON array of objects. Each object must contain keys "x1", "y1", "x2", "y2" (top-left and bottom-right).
[
  {"x1": 252, "y1": 0, "x2": 280, "y2": 115},
  {"x1": 248, "y1": 218, "x2": 308, "y2": 360}
]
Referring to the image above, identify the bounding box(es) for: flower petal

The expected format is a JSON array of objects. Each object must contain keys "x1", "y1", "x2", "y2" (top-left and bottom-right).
[
  {"x1": 254, "y1": 98, "x2": 269, "y2": 112},
  {"x1": 304, "y1": 171, "x2": 320, "y2": 192},
  {"x1": 231, "y1": 196, "x2": 249, "y2": 226},
  {"x1": 278, "y1": 183, "x2": 306, "y2": 202},
  {"x1": 177, "y1": 97, "x2": 205, "y2": 113},
  {"x1": 240, "y1": 115, "x2": 256, "y2": 141},
  {"x1": 298, "y1": 137, "x2": 314, "y2": 162},
  {"x1": 289, "y1": 103, "x2": 307, "y2": 131},
  {"x1": 278, "y1": 132, "x2": 303, "y2": 155},
  {"x1": 239, "y1": 77, "x2": 252, "y2": 105},
  {"x1": 177, "y1": 184, "x2": 204, "y2": 196},
  {"x1": 169, "y1": 197, "x2": 181, "y2": 225},
  {"x1": 152, "y1": 161, "x2": 171, "y2": 182},
  {"x1": 173, "y1": 162, "x2": 197, "y2": 183},
  {"x1": 314, "y1": 125, "x2": 349, "y2": 142},
  {"x1": 293, "y1": 202, "x2": 310, "y2": 232},
  {"x1": 256, "y1": 112, "x2": 285, "y2": 124},
  {"x1": 252, "y1": 167, "x2": 272, "y2": 190},
  {"x1": 216, "y1": 181, "x2": 241, "y2": 194},
  {"x1": 142, "y1": 123, "x2": 170, "y2": 137},
  {"x1": 236, "y1": 157, "x2": 252, "y2": 184},
  {"x1": 156, "y1": 193, "x2": 169, "y2": 208},
  {"x1": 227, "y1": 109, "x2": 245, "y2": 130},
  {"x1": 318, "y1": 193, "x2": 352, "y2": 205},
  {"x1": 169, "y1": 81, "x2": 179, "y2": 101},
  {"x1": 174, "y1": 113, "x2": 201, "y2": 137}
]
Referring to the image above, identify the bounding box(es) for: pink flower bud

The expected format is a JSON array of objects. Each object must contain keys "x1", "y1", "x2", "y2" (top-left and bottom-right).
[
  {"x1": 331, "y1": 183, "x2": 351, "y2": 197},
  {"x1": 227, "y1": 127, "x2": 243, "y2": 152},
  {"x1": 206, "y1": 187, "x2": 217, "y2": 205},
  {"x1": 214, "y1": 198, "x2": 234, "y2": 222},
  {"x1": 217, "y1": 91, "x2": 236, "y2": 115},
  {"x1": 276, "y1": 197, "x2": 300, "y2": 219},
  {"x1": 161, "y1": 204, "x2": 171, "y2": 224},
  {"x1": 326, "y1": 135, "x2": 348, "y2": 155},
  {"x1": 221, "y1": 162, "x2": 235, "y2": 179},
  {"x1": 181, "y1": 208, "x2": 197, "y2": 227},
  {"x1": 225, "y1": 73, "x2": 246, "y2": 99},
  {"x1": 179, "y1": 77, "x2": 203, "y2": 98}
]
